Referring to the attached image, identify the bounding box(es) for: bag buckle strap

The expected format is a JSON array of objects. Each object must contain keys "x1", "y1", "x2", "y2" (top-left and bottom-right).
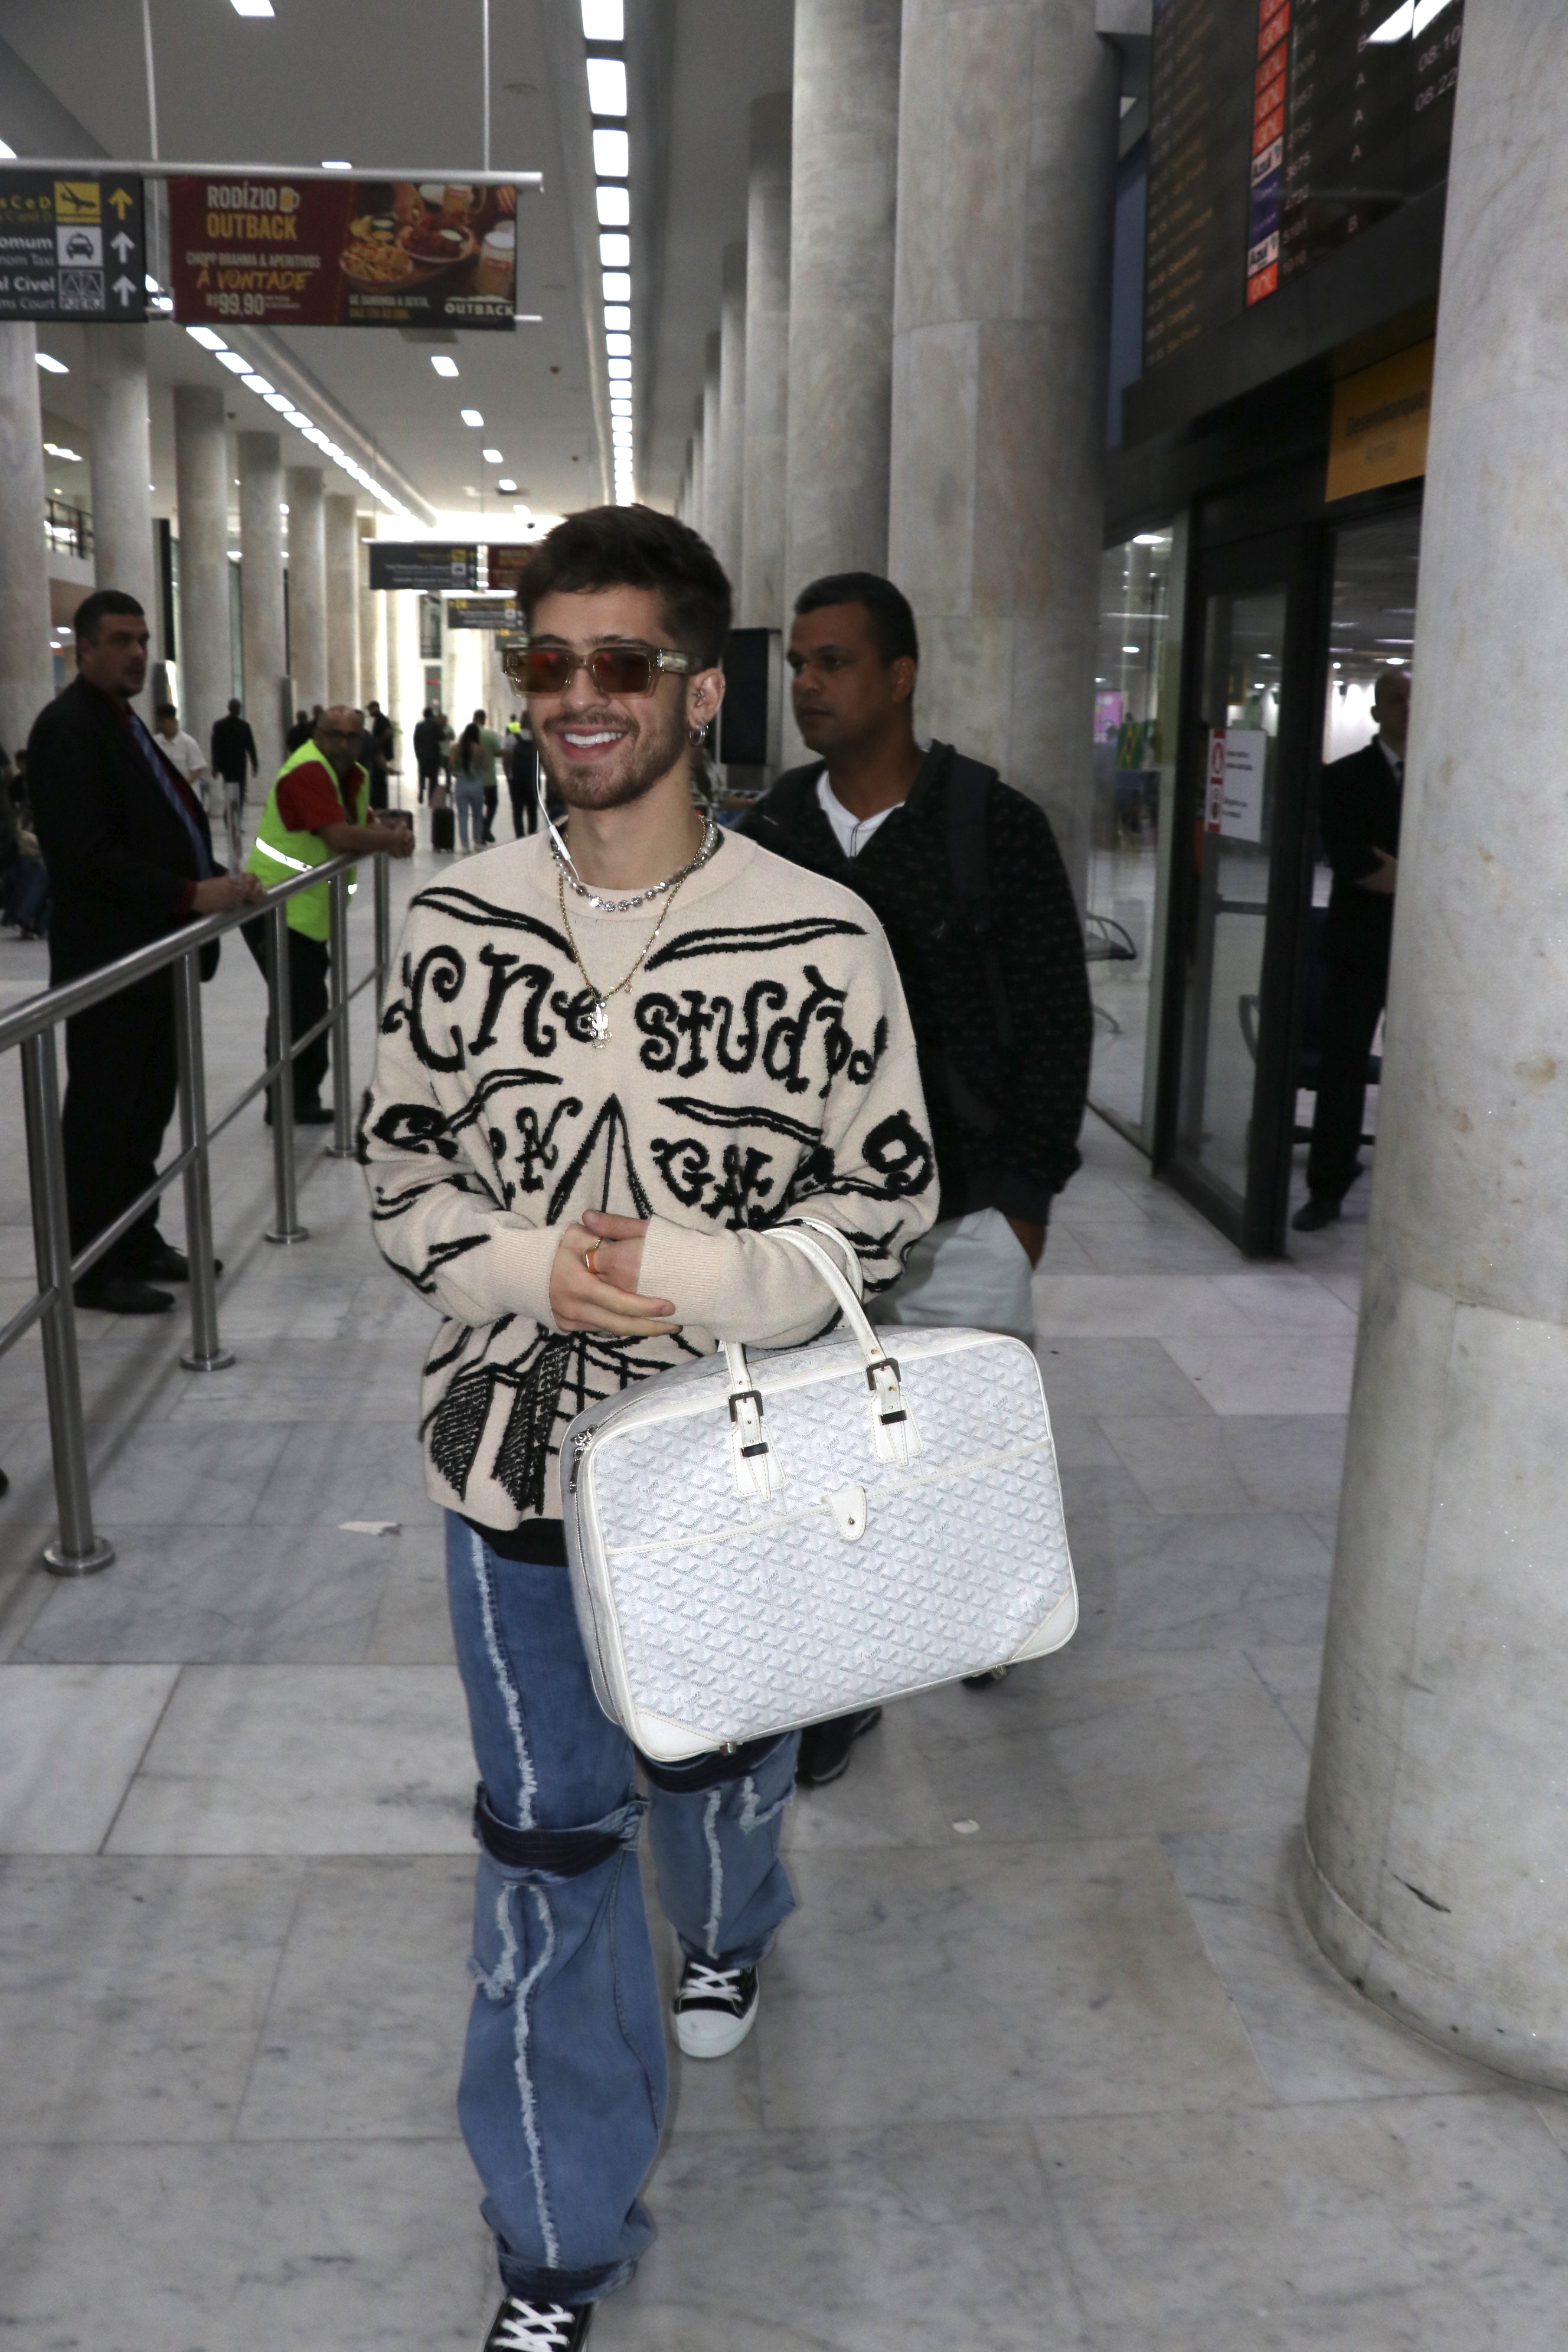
[{"x1": 727, "y1": 1386, "x2": 770, "y2": 1457}]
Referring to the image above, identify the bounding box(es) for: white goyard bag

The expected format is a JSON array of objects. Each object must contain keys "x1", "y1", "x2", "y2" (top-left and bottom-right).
[{"x1": 561, "y1": 1222, "x2": 1077, "y2": 1761}]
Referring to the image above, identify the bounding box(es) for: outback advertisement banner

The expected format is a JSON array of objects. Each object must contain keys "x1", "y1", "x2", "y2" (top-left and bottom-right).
[{"x1": 168, "y1": 175, "x2": 517, "y2": 329}]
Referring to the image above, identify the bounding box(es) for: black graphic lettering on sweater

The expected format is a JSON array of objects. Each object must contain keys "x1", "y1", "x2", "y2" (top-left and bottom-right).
[
  {"x1": 645, "y1": 914, "x2": 867, "y2": 967},
  {"x1": 634, "y1": 968, "x2": 881, "y2": 1096},
  {"x1": 514, "y1": 1096, "x2": 583, "y2": 1193},
  {"x1": 656, "y1": 1096, "x2": 821, "y2": 1146},
  {"x1": 367, "y1": 1100, "x2": 460, "y2": 1161},
  {"x1": 409, "y1": 884, "x2": 571, "y2": 956},
  {"x1": 404, "y1": 1230, "x2": 491, "y2": 1299},
  {"x1": 650, "y1": 1133, "x2": 777, "y2": 1224},
  {"x1": 547, "y1": 1095, "x2": 652, "y2": 1220},
  {"x1": 404, "y1": 943, "x2": 468, "y2": 1072},
  {"x1": 468, "y1": 948, "x2": 560, "y2": 1057}
]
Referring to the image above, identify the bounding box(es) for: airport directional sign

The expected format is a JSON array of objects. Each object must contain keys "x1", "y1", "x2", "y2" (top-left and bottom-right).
[{"x1": 0, "y1": 171, "x2": 146, "y2": 322}]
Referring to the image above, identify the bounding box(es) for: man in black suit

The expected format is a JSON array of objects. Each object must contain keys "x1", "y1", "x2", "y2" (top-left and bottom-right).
[
  {"x1": 1293, "y1": 668, "x2": 1409, "y2": 1231},
  {"x1": 29, "y1": 592, "x2": 264, "y2": 1315}
]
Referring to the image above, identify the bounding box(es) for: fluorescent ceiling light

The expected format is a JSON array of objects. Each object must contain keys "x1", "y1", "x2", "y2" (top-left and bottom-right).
[
  {"x1": 264, "y1": 392, "x2": 292, "y2": 412},
  {"x1": 593, "y1": 129, "x2": 629, "y2": 178},
  {"x1": 321, "y1": 159, "x2": 353, "y2": 171},
  {"x1": 581, "y1": 0, "x2": 624, "y2": 35},
  {"x1": 607, "y1": 358, "x2": 632, "y2": 380},
  {"x1": 35, "y1": 352, "x2": 68, "y2": 374},
  {"x1": 186, "y1": 325, "x2": 226, "y2": 351},
  {"x1": 283, "y1": 408, "x2": 311, "y2": 428},
  {"x1": 1412, "y1": 0, "x2": 1456, "y2": 25},
  {"x1": 498, "y1": 478, "x2": 517, "y2": 492},
  {"x1": 482, "y1": 447, "x2": 503, "y2": 462},
  {"x1": 0, "y1": 139, "x2": 15, "y2": 161},
  {"x1": 217, "y1": 351, "x2": 251, "y2": 373},
  {"x1": 602, "y1": 271, "x2": 630, "y2": 302},
  {"x1": 586, "y1": 58, "x2": 628, "y2": 116},
  {"x1": 514, "y1": 501, "x2": 531, "y2": 513},
  {"x1": 605, "y1": 332, "x2": 631, "y2": 357},
  {"x1": 596, "y1": 185, "x2": 630, "y2": 227},
  {"x1": 604, "y1": 304, "x2": 630, "y2": 331},
  {"x1": 430, "y1": 354, "x2": 459, "y2": 377},
  {"x1": 460, "y1": 408, "x2": 484, "y2": 426},
  {"x1": 1367, "y1": 0, "x2": 1412, "y2": 35},
  {"x1": 231, "y1": 0, "x2": 276, "y2": 14},
  {"x1": 241, "y1": 373, "x2": 275, "y2": 395},
  {"x1": 600, "y1": 232, "x2": 630, "y2": 267},
  {"x1": 517, "y1": 312, "x2": 543, "y2": 322}
]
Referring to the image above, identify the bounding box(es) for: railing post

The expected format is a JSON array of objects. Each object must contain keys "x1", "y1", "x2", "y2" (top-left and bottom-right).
[
  {"x1": 326, "y1": 864, "x2": 354, "y2": 1160},
  {"x1": 264, "y1": 896, "x2": 308, "y2": 1244},
  {"x1": 21, "y1": 1028, "x2": 113, "y2": 1577},
  {"x1": 374, "y1": 843, "x2": 392, "y2": 1026},
  {"x1": 174, "y1": 947, "x2": 233, "y2": 1372}
]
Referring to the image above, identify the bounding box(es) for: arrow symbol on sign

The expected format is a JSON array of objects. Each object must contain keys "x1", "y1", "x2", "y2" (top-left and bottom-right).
[
  {"x1": 110, "y1": 230, "x2": 134, "y2": 262},
  {"x1": 112, "y1": 274, "x2": 136, "y2": 308},
  {"x1": 108, "y1": 187, "x2": 133, "y2": 220}
]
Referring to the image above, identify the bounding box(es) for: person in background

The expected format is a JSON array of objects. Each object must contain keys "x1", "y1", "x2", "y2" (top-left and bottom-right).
[
  {"x1": 505, "y1": 710, "x2": 538, "y2": 837},
  {"x1": 742, "y1": 570, "x2": 1092, "y2": 1780},
  {"x1": 452, "y1": 717, "x2": 487, "y2": 852},
  {"x1": 470, "y1": 705, "x2": 504, "y2": 842},
  {"x1": 210, "y1": 697, "x2": 259, "y2": 868},
  {"x1": 30, "y1": 592, "x2": 263, "y2": 1315},
  {"x1": 367, "y1": 700, "x2": 396, "y2": 809},
  {"x1": 243, "y1": 702, "x2": 412, "y2": 1125},
  {"x1": 1293, "y1": 668, "x2": 1410, "y2": 1231},
  {"x1": 0, "y1": 780, "x2": 49, "y2": 939},
  {"x1": 285, "y1": 708, "x2": 313, "y2": 755},
  {"x1": 412, "y1": 705, "x2": 443, "y2": 803},
  {"x1": 154, "y1": 703, "x2": 210, "y2": 812}
]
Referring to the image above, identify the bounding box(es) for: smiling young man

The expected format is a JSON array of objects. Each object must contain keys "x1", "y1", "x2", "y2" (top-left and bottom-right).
[{"x1": 359, "y1": 507, "x2": 935, "y2": 2351}]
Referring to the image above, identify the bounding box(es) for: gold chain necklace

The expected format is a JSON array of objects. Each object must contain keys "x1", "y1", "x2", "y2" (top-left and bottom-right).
[{"x1": 557, "y1": 865, "x2": 691, "y2": 1046}]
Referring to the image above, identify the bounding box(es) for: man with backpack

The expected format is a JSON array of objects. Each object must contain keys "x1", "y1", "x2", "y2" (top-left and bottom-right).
[{"x1": 741, "y1": 571, "x2": 1091, "y2": 1778}]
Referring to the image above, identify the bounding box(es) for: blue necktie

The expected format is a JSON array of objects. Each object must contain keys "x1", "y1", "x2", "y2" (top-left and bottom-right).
[{"x1": 131, "y1": 716, "x2": 212, "y2": 878}]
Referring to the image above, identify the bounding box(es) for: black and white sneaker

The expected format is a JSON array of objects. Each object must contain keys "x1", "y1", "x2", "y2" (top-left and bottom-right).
[
  {"x1": 673, "y1": 1956, "x2": 760, "y2": 2058},
  {"x1": 480, "y1": 2297, "x2": 592, "y2": 2351}
]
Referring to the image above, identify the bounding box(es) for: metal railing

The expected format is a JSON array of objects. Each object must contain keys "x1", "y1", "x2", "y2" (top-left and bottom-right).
[{"x1": 0, "y1": 849, "x2": 394, "y2": 1577}]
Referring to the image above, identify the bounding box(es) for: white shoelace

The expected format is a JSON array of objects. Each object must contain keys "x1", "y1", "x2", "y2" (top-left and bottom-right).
[
  {"x1": 678, "y1": 1961, "x2": 746, "y2": 2010},
  {"x1": 493, "y1": 2300, "x2": 579, "y2": 2350}
]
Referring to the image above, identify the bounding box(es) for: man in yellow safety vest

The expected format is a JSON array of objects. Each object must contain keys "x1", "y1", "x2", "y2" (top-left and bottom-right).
[{"x1": 244, "y1": 703, "x2": 412, "y2": 1123}]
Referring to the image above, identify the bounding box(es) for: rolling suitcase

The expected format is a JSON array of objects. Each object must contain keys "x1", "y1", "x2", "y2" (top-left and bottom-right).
[{"x1": 430, "y1": 802, "x2": 455, "y2": 852}]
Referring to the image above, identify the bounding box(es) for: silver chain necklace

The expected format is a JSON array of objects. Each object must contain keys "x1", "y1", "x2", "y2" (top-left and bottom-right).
[
  {"x1": 558, "y1": 867, "x2": 691, "y2": 1046},
  {"x1": 551, "y1": 814, "x2": 720, "y2": 912}
]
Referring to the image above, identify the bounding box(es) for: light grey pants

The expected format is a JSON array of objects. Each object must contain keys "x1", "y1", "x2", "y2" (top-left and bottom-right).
[{"x1": 868, "y1": 1206, "x2": 1036, "y2": 1343}]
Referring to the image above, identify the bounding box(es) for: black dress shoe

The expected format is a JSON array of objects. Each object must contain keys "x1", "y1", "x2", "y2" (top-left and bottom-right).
[
  {"x1": 137, "y1": 1243, "x2": 223, "y2": 1283},
  {"x1": 796, "y1": 1707, "x2": 883, "y2": 1788},
  {"x1": 73, "y1": 1276, "x2": 175, "y2": 1315},
  {"x1": 1291, "y1": 1195, "x2": 1341, "y2": 1232},
  {"x1": 263, "y1": 1103, "x2": 336, "y2": 1128}
]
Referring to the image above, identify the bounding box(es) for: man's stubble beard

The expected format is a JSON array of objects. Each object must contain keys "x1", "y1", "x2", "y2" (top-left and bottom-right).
[{"x1": 540, "y1": 698, "x2": 691, "y2": 813}]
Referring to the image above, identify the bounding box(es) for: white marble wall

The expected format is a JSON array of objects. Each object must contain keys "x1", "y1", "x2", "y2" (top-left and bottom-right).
[
  {"x1": 0, "y1": 324, "x2": 55, "y2": 759},
  {"x1": 324, "y1": 495, "x2": 361, "y2": 711},
  {"x1": 174, "y1": 386, "x2": 234, "y2": 753},
  {"x1": 701, "y1": 335, "x2": 722, "y2": 554},
  {"x1": 887, "y1": 0, "x2": 1118, "y2": 897},
  {"x1": 86, "y1": 325, "x2": 158, "y2": 692},
  {"x1": 716, "y1": 243, "x2": 748, "y2": 587},
  {"x1": 1301, "y1": 0, "x2": 1568, "y2": 2089},
  {"x1": 237, "y1": 430, "x2": 287, "y2": 787},
  {"x1": 283, "y1": 468, "x2": 328, "y2": 713},
  {"x1": 741, "y1": 92, "x2": 793, "y2": 632}
]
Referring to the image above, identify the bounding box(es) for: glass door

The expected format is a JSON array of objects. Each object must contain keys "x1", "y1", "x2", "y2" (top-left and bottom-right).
[{"x1": 1156, "y1": 530, "x2": 1321, "y2": 1253}]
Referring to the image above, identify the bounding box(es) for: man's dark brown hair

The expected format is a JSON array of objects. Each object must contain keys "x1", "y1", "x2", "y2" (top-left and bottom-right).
[{"x1": 517, "y1": 504, "x2": 732, "y2": 667}]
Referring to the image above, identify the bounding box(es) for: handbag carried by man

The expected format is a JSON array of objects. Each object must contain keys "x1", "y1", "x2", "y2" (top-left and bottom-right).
[{"x1": 562, "y1": 1223, "x2": 1077, "y2": 1761}]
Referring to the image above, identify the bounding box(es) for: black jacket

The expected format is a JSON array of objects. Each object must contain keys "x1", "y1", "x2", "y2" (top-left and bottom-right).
[
  {"x1": 210, "y1": 713, "x2": 259, "y2": 783},
  {"x1": 1319, "y1": 737, "x2": 1402, "y2": 975},
  {"x1": 30, "y1": 677, "x2": 217, "y2": 985},
  {"x1": 413, "y1": 717, "x2": 446, "y2": 772},
  {"x1": 740, "y1": 742, "x2": 1091, "y2": 1223}
]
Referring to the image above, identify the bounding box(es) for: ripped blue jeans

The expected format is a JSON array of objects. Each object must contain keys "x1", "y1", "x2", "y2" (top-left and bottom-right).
[{"x1": 446, "y1": 1515, "x2": 799, "y2": 2306}]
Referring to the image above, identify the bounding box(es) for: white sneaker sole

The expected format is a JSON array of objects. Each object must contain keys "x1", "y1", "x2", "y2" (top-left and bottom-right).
[{"x1": 674, "y1": 1991, "x2": 759, "y2": 2059}]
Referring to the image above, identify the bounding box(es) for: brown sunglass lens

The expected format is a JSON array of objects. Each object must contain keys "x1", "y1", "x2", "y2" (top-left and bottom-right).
[{"x1": 510, "y1": 648, "x2": 658, "y2": 695}]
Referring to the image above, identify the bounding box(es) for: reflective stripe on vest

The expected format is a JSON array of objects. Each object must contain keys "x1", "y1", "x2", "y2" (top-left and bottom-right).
[{"x1": 246, "y1": 740, "x2": 368, "y2": 940}]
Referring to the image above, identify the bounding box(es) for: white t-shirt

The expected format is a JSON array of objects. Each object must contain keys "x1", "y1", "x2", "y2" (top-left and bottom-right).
[
  {"x1": 159, "y1": 729, "x2": 208, "y2": 787},
  {"x1": 815, "y1": 770, "x2": 898, "y2": 860}
]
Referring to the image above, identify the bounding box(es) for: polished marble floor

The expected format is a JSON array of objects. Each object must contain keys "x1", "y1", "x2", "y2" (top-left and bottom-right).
[{"x1": 2, "y1": 838, "x2": 1566, "y2": 2349}]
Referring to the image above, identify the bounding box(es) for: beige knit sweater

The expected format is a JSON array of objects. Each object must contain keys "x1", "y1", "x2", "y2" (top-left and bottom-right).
[{"x1": 360, "y1": 828, "x2": 937, "y2": 1524}]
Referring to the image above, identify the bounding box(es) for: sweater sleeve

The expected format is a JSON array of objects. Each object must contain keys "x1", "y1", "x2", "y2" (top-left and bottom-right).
[
  {"x1": 638, "y1": 913, "x2": 938, "y2": 1346},
  {"x1": 358, "y1": 902, "x2": 563, "y2": 1327}
]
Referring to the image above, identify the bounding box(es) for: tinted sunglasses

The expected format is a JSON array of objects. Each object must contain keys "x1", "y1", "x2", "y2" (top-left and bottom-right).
[{"x1": 502, "y1": 643, "x2": 697, "y2": 697}]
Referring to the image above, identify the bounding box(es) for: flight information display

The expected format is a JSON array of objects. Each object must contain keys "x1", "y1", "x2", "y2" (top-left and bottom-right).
[{"x1": 1145, "y1": 0, "x2": 1465, "y2": 370}]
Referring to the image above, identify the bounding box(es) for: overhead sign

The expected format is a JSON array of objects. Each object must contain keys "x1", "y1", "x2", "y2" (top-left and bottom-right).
[
  {"x1": 1205, "y1": 727, "x2": 1268, "y2": 843},
  {"x1": 1325, "y1": 340, "x2": 1435, "y2": 505},
  {"x1": 0, "y1": 171, "x2": 146, "y2": 322},
  {"x1": 446, "y1": 596, "x2": 521, "y2": 631},
  {"x1": 484, "y1": 544, "x2": 535, "y2": 594},
  {"x1": 368, "y1": 544, "x2": 478, "y2": 592},
  {"x1": 168, "y1": 176, "x2": 517, "y2": 330}
]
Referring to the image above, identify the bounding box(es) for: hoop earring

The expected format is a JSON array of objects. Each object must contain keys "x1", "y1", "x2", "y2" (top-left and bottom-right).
[{"x1": 689, "y1": 720, "x2": 710, "y2": 746}]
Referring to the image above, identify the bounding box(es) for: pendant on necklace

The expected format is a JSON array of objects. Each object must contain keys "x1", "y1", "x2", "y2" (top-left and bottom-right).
[{"x1": 588, "y1": 998, "x2": 612, "y2": 1046}]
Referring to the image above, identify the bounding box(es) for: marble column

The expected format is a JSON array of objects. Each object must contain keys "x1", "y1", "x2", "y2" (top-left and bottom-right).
[
  {"x1": 384, "y1": 588, "x2": 403, "y2": 791},
  {"x1": 324, "y1": 494, "x2": 361, "y2": 708},
  {"x1": 783, "y1": 0, "x2": 901, "y2": 603},
  {"x1": 690, "y1": 399, "x2": 705, "y2": 536},
  {"x1": 174, "y1": 386, "x2": 232, "y2": 757},
  {"x1": 886, "y1": 0, "x2": 1117, "y2": 896},
  {"x1": 716, "y1": 243, "x2": 747, "y2": 584},
  {"x1": 237, "y1": 429, "x2": 287, "y2": 786},
  {"x1": 86, "y1": 325, "x2": 158, "y2": 687},
  {"x1": 358, "y1": 534, "x2": 383, "y2": 713},
  {"x1": 740, "y1": 92, "x2": 792, "y2": 631},
  {"x1": 1300, "y1": 0, "x2": 1568, "y2": 2090},
  {"x1": 283, "y1": 466, "x2": 327, "y2": 712},
  {"x1": 701, "y1": 335, "x2": 722, "y2": 558},
  {"x1": 0, "y1": 324, "x2": 53, "y2": 762}
]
